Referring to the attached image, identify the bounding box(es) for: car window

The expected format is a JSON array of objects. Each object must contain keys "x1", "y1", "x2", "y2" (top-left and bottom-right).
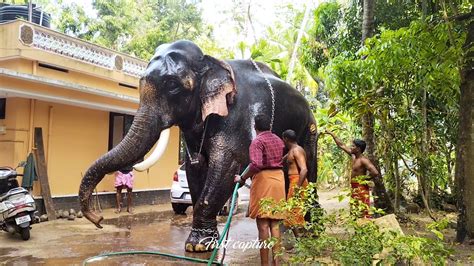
[{"x1": 179, "y1": 164, "x2": 186, "y2": 171}]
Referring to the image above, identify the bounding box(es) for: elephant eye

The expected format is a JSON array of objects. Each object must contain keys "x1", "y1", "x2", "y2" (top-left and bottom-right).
[{"x1": 165, "y1": 80, "x2": 182, "y2": 95}]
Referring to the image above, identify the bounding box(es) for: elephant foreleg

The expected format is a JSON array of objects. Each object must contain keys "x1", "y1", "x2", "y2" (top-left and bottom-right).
[
  {"x1": 185, "y1": 149, "x2": 240, "y2": 252},
  {"x1": 185, "y1": 156, "x2": 208, "y2": 207}
]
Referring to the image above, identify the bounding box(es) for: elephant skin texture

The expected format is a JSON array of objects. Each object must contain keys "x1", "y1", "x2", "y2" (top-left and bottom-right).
[{"x1": 78, "y1": 40, "x2": 318, "y2": 252}]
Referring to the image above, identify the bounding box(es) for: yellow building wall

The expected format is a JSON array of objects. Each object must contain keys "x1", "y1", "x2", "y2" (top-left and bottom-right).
[
  {"x1": 0, "y1": 98, "x2": 30, "y2": 168},
  {"x1": 0, "y1": 59, "x2": 33, "y2": 74},
  {"x1": 0, "y1": 98, "x2": 178, "y2": 197},
  {"x1": 44, "y1": 101, "x2": 109, "y2": 196}
]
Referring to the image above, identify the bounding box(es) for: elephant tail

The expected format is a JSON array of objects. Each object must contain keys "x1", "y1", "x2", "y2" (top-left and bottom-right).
[{"x1": 304, "y1": 115, "x2": 318, "y2": 183}]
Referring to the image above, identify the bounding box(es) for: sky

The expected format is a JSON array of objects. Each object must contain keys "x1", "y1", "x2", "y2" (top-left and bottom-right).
[
  {"x1": 58, "y1": 0, "x2": 313, "y2": 49},
  {"x1": 200, "y1": 0, "x2": 311, "y2": 48}
]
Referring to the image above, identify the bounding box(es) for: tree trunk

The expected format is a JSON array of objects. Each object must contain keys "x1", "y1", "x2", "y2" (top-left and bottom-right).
[
  {"x1": 400, "y1": 154, "x2": 436, "y2": 220},
  {"x1": 455, "y1": 8, "x2": 474, "y2": 243},
  {"x1": 421, "y1": 0, "x2": 429, "y2": 19},
  {"x1": 362, "y1": 112, "x2": 377, "y2": 166},
  {"x1": 246, "y1": 1, "x2": 258, "y2": 44},
  {"x1": 445, "y1": 147, "x2": 455, "y2": 192},
  {"x1": 420, "y1": 88, "x2": 432, "y2": 207},
  {"x1": 394, "y1": 158, "x2": 401, "y2": 212},
  {"x1": 361, "y1": 0, "x2": 375, "y2": 45},
  {"x1": 361, "y1": 0, "x2": 375, "y2": 162},
  {"x1": 361, "y1": 0, "x2": 394, "y2": 213}
]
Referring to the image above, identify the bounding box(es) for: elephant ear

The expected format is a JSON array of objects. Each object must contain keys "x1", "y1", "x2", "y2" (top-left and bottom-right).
[{"x1": 200, "y1": 55, "x2": 236, "y2": 121}]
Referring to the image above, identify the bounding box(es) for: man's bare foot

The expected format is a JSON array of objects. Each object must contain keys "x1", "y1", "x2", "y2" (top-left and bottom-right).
[
  {"x1": 114, "y1": 208, "x2": 121, "y2": 214},
  {"x1": 127, "y1": 208, "x2": 134, "y2": 214}
]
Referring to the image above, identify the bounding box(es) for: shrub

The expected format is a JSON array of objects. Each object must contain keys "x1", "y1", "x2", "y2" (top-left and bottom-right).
[{"x1": 259, "y1": 183, "x2": 452, "y2": 265}]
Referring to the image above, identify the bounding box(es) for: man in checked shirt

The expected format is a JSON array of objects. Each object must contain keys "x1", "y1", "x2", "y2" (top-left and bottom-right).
[{"x1": 235, "y1": 114, "x2": 285, "y2": 266}]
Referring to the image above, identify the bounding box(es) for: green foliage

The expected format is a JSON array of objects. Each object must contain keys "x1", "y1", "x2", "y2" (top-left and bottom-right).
[
  {"x1": 315, "y1": 103, "x2": 356, "y2": 185},
  {"x1": 312, "y1": 1, "x2": 341, "y2": 47},
  {"x1": 241, "y1": 5, "x2": 318, "y2": 93},
  {"x1": 302, "y1": 0, "x2": 420, "y2": 80},
  {"x1": 90, "y1": 0, "x2": 140, "y2": 50},
  {"x1": 55, "y1": 2, "x2": 95, "y2": 40},
  {"x1": 325, "y1": 20, "x2": 464, "y2": 197},
  {"x1": 260, "y1": 183, "x2": 453, "y2": 264},
  {"x1": 298, "y1": 1, "x2": 472, "y2": 212},
  {"x1": 383, "y1": 232, "x2": 452, "y2": 264},
  {"x1": 123, "y1": 0, "x2": 206, "y2": 59},
  {"x1": 334, "y1": 221, "x2": 384, "y2": 265},
  {"x1": 427, "y1": 217, "x2": 450, "y2": 240},
  {"x1": 301, "y1": 1, "x2": 341, "y2": 78},
  {"x1": 52, "y1": 0, "x2": 212, "y2": 60}
]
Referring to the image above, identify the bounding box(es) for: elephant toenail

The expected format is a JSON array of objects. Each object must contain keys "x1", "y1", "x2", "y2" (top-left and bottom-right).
[
  {"x1": 185, "y1": 243, "x2": 194, "y2": 252},
  {"x1": 195, "y1": 243, "x2": 207, "y2": 252}
]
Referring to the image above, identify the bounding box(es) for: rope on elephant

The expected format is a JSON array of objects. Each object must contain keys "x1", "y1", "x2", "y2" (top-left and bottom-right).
[{"x1": 82, "y1": 174, "x2": 243, "y2": 266}]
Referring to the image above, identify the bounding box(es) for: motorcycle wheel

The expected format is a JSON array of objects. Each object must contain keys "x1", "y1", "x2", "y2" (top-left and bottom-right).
[{"x1": 20, "y1": 227, "x2": 30, "y2": 241}]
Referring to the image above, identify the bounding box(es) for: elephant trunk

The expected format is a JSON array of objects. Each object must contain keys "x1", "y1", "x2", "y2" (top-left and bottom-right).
[{"x1": 78, "y1": 104, "x2": 161, "y2": 228}]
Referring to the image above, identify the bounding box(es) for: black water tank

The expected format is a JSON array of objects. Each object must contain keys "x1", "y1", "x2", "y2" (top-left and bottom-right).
[{"x1": 0, "y1": 3, "x2": 51, "y2": 28}]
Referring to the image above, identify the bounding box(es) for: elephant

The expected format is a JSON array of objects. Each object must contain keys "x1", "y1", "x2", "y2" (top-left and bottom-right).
[{"x1": 78, "y1": 40, "x2": 318, "y2": 252}]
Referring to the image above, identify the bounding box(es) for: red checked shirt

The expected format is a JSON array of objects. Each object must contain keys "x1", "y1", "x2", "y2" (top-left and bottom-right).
[{"x1": 249, "y1": 131, "x2": 285, "y2": 173}]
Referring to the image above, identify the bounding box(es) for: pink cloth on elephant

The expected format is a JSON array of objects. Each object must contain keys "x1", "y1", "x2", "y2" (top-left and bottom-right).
[{"x1": 114, "y1": 171, "x2": 134, "y2": 189}]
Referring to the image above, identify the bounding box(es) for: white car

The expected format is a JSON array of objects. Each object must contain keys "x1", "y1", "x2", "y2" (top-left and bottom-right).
[{"x1": 170, "y1": 164, "x2": 250, "y2": 215}]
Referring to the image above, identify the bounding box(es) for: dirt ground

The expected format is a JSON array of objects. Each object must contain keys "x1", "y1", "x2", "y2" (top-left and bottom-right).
[
  {"x1": 399, "y1": 212, "x2": 474, "y2": 264},
  {"x1": 0, "y1": 189, "x2": 472, "y2": 265}
]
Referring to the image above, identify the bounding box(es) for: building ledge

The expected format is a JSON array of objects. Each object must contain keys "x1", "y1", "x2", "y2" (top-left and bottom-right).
[
  {"x1": 0, "y1": 19, "x2": 148, "y2": 83},
  {"x1": 0, "y1": 68, "x2": 139, "y2": 103},
  {"x1": 0, "y1": 68, "x2": 139, "y2": 114}
]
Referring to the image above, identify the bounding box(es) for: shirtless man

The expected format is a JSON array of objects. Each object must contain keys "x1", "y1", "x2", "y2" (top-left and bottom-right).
[
  {"x1": 282, "y1": 129, "x2": 308, "y2": 229},
  {"x1": 325, "y1": 131, "x2": 379, "y2": 217}
]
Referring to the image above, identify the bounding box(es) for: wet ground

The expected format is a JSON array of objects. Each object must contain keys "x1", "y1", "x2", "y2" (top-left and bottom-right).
[
  {"x1": 0, "y1": 202, "x2": 261, "y2": 265},
  {"x1": 2, "y1": 189, "x2": 470, "y2": 265},
  {"x1": 0, "y1": 190, "x2": 348, "y2": 265},
  {"x1": 0, "y1": 189, "x2": 343, "y2": 265}
]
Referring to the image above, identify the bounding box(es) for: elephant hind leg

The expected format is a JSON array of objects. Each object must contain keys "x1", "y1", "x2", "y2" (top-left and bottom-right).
[{"x1": 303, "y1": 122, "x2": 318, "y2": 183}]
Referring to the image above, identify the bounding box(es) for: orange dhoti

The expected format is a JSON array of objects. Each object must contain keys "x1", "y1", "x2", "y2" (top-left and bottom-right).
[
  {"x1": 249, "y1": 169, "x2": 286, "y2": 219},
  {"x1": 351, "y1": 182, "x2": 371, "y2": 218},
  {"x1": 284, "y1": 175, "x2": 308, "y2": 227}
]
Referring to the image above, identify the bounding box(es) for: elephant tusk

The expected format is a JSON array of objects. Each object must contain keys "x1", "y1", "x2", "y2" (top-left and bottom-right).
[{"x1": 133, "y1": 128, "x2": 171, "y2": 171}]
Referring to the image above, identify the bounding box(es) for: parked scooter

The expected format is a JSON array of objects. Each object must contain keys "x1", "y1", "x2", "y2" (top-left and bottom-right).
[{"x1": 0, "y1": 162, "x2": 37, "y2": 240}]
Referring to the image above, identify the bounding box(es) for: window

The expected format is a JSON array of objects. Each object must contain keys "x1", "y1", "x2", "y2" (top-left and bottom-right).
[
  {"x1": 0, "y1": 98, "x2": 5, "y2": 119},
  {"x1": 178, "y1": 132, "x2": 186, "y2": 165},
  {"x1": 108, "y1": 112, "x2": 134, "y2": 150}
]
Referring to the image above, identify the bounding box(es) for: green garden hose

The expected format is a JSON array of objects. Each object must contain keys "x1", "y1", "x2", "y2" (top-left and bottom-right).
[
  {"x1": 83, "y1": 168, "x2": 246, "y2": 266},
  {"x1": 207, "y1": 181, "x2": 240, "y2": 265},
  {"x1": 83, "y1": 250, "x2": 220, "y2": 265}
]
